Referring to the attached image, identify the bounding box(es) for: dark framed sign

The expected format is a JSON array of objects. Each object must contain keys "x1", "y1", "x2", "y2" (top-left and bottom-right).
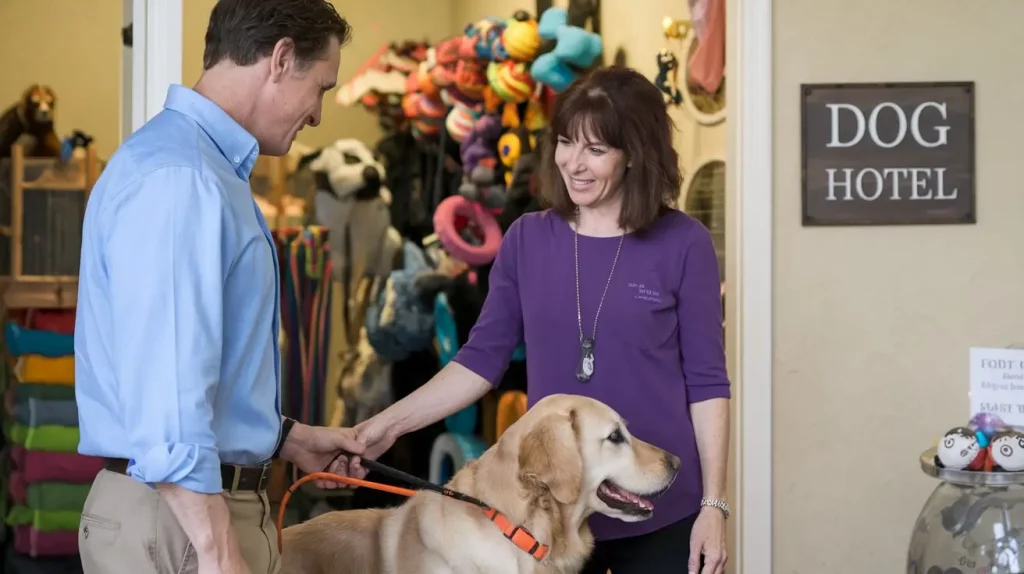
[{"x1": 801, "y1": 81, "x2": 975, "y2": 226}]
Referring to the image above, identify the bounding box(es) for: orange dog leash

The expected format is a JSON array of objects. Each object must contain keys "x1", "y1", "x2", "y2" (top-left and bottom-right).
[
  {"x1": 276, "y1": 462, "x2": 549, "y2": 561},
  {"x1": 276, "y1": 471, "x2": 414, "y2": 552}
]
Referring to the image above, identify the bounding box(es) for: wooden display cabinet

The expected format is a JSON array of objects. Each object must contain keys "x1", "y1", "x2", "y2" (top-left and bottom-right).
[{"x1": 0, "y1": 142, "x2": 98, "y2": 309}]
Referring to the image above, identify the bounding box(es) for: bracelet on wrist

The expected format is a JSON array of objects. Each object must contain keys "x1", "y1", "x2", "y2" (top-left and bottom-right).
[{"x1": 700, "y1": 497, "x2": 730, "y2": 519}]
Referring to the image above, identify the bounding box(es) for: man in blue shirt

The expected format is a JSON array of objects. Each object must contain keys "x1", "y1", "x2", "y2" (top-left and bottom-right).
[{"x1": 74, "y1": 2, "x2": 366, "y2": 572}]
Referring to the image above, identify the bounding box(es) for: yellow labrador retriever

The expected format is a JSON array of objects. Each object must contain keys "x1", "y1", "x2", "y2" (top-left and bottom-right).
[{"x1": 281, "y1": 393, "x2": 680, "y2": 574}]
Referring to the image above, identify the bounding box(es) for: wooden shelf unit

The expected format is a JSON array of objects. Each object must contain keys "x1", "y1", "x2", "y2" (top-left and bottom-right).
[{"x1": 0, "y1": 143, "x2": 98, "y2": 309}]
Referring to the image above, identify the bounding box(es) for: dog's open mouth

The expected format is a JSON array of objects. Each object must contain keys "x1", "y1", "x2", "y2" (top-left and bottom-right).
[{"x1": 597, "y1": 480, "x2": 658, "y2": 516}]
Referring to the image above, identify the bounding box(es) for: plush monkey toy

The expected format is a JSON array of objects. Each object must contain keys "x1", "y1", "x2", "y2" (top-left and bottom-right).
[{"x1": 0, "y1": 85, "x2": 62, "y2": 158}]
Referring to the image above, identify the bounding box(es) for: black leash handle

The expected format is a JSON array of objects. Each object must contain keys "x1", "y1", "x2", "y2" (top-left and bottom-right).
[{"x1": 323, "y1": 453, "x2": 493, "y2": 510}]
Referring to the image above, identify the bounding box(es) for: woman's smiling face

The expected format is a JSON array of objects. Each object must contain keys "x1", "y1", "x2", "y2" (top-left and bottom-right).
[{"x1": 554, "y1": 119, "x2": 628, "y2": 210}]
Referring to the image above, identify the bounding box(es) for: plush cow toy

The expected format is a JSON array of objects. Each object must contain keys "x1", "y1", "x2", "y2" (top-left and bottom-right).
[{"x1": 298, "y1": 138, "x2": 402, "y2": 292}]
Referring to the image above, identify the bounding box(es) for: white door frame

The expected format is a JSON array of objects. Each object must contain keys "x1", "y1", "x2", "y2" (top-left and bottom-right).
[
  {"x1": 730, "y1": 0, "x2": 773, "y2": 571},
  {"x1": 121, "y1": 0, "x2": 182, "y2": 140}
]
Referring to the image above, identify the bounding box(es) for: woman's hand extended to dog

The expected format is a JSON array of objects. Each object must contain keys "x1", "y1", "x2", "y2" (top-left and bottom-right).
[
  {"x1": 350, "y1": 362, "x2": 493, "y2": 463},
  {"x1": 689, "y1": 506, "x2": 728, "y2": 574},
  {"x1": 353, "y1": 414, "x2": 399, "y2": 463},
  {"x1": 279, "y1": 422, "x2": 369, "y2": 489}
]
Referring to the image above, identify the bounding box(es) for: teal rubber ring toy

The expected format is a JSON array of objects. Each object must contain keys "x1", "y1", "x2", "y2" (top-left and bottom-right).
[
  {"x1": 430, "y1": 433, "x2": 488, "y2": 484},
  {"x1": 445, "y1": 403, "x2": 478, "y2": 434},
  {"x1": 434, "y1": 292, "x2": 459, "y2": 367},
  {"x1": 436, "y1": 291, "x2": 477, "y2": 433},
  {"x1": 511, "y1": 343, "x2": 526, "y2": 362}
]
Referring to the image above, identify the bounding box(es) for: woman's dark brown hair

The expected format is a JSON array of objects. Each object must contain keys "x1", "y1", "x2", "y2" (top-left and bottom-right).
[{"x1": 538, "y1": 66, "x2": 683, "y2": 233}]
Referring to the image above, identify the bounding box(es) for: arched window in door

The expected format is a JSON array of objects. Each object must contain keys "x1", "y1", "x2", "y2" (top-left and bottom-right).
[{"x1": 684, "y1": 159, "x2": 726, "y2": 324}]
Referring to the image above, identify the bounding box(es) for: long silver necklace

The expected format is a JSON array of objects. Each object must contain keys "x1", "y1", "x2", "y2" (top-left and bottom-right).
[{"x1": 573, "y1": 212, "x2": 625, "y2": 382}]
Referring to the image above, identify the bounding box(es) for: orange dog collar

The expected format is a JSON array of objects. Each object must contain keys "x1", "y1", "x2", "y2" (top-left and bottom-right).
[{"x1": 483, "y1": 507, "x2": 550, "y2": 561}]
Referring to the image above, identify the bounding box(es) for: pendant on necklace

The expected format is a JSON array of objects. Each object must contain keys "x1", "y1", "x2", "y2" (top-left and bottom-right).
[{"x1": 576, "y1": 336, "x2": 596, "y2": 382}]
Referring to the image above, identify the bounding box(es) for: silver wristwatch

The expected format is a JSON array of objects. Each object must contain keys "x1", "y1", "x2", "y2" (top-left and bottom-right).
[{"x1": 700, "y1": 497, "x2": 730, "y2": 519}]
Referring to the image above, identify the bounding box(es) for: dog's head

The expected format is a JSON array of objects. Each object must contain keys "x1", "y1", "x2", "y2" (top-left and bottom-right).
[
  {"x1": 299, "y1": 138, "x2": 390, "y2": 204},
  {"x1": 19, "y1": 85, "x2": 56, "y2": 128},
  {"x1": 513, "y1": 394, "x2": 680, "y2": 522}
]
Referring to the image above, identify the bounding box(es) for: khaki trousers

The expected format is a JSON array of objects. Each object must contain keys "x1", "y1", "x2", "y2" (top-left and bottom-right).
[{"x1": 78, "y1": 469, "x2": 280, "y2": 574}]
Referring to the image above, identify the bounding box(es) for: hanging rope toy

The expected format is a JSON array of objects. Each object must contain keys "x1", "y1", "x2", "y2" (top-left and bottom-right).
[
  {"x1": 432, "y1": 195, "x2": 503, "y2": 266},
  {"x1": 487, "y1": 60, "x2": 536, "y2": 103}
]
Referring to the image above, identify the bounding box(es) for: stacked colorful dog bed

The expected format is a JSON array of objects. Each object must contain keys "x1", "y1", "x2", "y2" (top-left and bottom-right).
[{"x1": 3, "y1": 314, "x2": 99, "y2": 571}]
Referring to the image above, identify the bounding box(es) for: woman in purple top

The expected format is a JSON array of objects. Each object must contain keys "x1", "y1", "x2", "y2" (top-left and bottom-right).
[{"x1": 351, "y1": 67, "x2": 731, "y2": 573}]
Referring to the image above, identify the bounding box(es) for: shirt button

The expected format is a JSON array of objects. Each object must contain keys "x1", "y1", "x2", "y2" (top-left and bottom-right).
[{"x1": 233, "y1": 156, "x2": 241, "y2": 163}]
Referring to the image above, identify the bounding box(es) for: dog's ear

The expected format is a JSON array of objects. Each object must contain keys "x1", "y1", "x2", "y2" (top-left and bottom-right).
[
  {"x1": 518, "y1": 410, "x2": 582, "y2": 505},
  {"x1": 297, "y1": 149, "x2": 323, "y2": 171}
]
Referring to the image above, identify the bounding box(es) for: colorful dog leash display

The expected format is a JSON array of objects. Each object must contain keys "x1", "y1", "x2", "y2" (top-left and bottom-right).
[{"x1": 276, "y1": 226, "x2": 334, "y2": 428}]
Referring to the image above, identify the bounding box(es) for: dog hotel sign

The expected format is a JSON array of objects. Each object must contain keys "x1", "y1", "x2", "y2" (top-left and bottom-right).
[{"x1": 801, "y1": 82, "x2": 975, "y2": 225}]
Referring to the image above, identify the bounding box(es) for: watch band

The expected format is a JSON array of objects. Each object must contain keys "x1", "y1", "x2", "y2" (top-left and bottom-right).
[
  {"x1": 700, "y1": 497, "x2": 730, "y2": 519},
  {"x1": 272, "y1": 417, "x2": 296, "y2": 460}
]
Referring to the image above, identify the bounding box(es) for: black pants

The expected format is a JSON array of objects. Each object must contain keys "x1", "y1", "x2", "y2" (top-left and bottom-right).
[{"x1": 580, "y1": 513, "x2": 702, "y2": 574}]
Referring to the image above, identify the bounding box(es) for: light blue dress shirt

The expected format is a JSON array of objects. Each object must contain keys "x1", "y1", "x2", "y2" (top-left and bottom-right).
[{"x1": 75, "y1": 84, "x2": 282, "y2": 494}]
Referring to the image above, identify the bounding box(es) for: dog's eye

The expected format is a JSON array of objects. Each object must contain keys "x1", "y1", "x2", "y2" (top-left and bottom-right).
[
  {"x1": 342, "y1": 152, "x2": 362, "y2": 165},
  {"x1": 607, "y1": 428, "x2": 626, "y2": 445}
]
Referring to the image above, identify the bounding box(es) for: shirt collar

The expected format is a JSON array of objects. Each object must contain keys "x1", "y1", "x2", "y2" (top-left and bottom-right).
[{"x1": 163, "y1": 84, "x2": 260, "y2": 180}]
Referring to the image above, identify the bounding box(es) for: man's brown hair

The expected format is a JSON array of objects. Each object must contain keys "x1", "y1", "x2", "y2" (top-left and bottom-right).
[
  {"x1": 538, "y1": 67, "x2": 683, "y2": 233},
  {"x1": 203, "y1": 0, "x2": 352, "y2": 71}
]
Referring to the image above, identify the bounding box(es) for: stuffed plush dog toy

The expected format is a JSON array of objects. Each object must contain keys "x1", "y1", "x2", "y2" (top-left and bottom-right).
[{"x1": 0, "y1": 85, "x2": 61, "y2": 158}]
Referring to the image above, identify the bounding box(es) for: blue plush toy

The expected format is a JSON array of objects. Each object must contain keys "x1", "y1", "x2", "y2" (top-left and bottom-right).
[
  {"x1": 465, "y1": 17, "x2": 507, "y2": 61},
  {"x1": 529, "y1": 7, "x2": 603, "y2": 92}
]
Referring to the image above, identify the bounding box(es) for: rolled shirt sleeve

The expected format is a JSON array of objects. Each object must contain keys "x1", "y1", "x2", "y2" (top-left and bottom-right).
[
  {"x1": 678, "y1": 223, "x2": 732, "y2": 403},
  {"x1": 451, "y1": 219, "x2": 525, "y2": 387},
  {"x1": 104, "y1": 166, "x2": 235, "y2": 494}
]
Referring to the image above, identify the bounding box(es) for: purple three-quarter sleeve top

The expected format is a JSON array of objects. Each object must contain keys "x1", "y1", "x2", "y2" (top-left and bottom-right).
[{"x1": 452, "y1": 208, "x2": 731, "y2": 541}]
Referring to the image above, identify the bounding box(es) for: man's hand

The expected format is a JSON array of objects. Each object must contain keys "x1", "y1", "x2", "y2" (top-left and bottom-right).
[
  {"x1": 157, "y1": 484, "x2": 251, "y2": 574},
  {"x1": 279, "y1": 423, "x2": 369, "y2": 489},
  {"x1": 196, "y1": 548, "x2": 251, "y2": 574}
]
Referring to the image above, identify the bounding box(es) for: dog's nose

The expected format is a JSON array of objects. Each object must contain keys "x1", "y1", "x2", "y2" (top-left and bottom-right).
[
  {"x1": 665, "y1": 454, "x2": 681, "y2": 473},
  {"x1": 362, "y1": 165, "x2": 381, "y2": 187}
]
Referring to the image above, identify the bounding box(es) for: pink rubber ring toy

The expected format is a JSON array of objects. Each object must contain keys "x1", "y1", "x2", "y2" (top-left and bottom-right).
[{"x1": 433, "y1": 195, "x2": 503, "y2": 266}]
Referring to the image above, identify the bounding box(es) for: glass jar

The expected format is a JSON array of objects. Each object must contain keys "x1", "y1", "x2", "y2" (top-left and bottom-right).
[{"x1": 908, "y1": 448, "x2": 1024, "y2": 574}]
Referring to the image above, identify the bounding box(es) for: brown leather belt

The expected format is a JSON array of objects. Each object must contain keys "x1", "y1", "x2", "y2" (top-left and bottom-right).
[{"x1": 104, "y1": 458, "x2": 271, "y2": 493}]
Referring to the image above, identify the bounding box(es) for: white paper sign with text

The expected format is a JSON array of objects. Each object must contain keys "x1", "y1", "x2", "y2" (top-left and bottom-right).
[{"x1": 970, "y1": 347, "x2": 1024, "y2": 428}]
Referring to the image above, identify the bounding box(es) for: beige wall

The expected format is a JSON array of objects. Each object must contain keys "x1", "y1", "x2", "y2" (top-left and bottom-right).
[
  {"x1": 0, "y1": 1, "x2": 123, "y2": 159},
  {"x1": 0, "y1": 1, "x2": 455, "y2": 160},
  {"x1": 772, "y1": 0, "x2": 1024, "y2": 572},
  {"x1": 183, "y1": 0, "x2": 456, "y2": 151}
]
